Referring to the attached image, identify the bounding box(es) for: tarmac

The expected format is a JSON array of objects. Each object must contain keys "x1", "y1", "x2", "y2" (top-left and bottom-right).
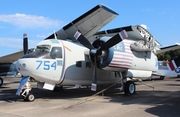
[{"x1": 0, "y1": 76, "x2": 180, "y2": 117}]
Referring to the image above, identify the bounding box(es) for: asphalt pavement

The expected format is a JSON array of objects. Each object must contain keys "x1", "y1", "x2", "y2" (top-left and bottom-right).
[{"x1": 0, "y1": 76, "x2": 180, "y2": 117}]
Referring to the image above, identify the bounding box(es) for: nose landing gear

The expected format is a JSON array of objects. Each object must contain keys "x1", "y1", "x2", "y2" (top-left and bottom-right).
[
  {"x1": 20, "y1": 87, "x2": 35, "y2": 102},
  {"x1": 17, "y1": 77, "x2": 35, "y2": 102}
]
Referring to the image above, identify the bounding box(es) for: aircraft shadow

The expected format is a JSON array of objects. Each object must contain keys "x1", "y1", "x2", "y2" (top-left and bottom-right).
[
  {"x1": 145, "y1": 96, "x2": 180, "y2": 117},
  {"x1": 0, "y1": 84, "x2": 121, "y2": 102}
]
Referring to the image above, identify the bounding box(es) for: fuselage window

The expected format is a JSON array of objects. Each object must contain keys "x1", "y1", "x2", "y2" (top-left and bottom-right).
[{"x1": 50, "y1": 47, "x2": 62, "y2": 59}]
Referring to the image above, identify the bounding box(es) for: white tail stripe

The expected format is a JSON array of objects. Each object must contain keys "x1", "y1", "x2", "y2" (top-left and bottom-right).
[{"x1": 172, "y1": 60, "x2": 177, "y2": 69}]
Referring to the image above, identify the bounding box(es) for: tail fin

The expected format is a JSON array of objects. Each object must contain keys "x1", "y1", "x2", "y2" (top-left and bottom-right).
[{"x1": 167, "y1": 56, "x2": 180, "y2": 71}]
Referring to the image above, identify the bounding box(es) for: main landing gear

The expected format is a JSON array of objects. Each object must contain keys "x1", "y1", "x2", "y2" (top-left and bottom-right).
[
  {"x1": 116, "y1": 72, "x2": 136, "y2": 95},
  {"x1": 20, "y1": 80, "x2": 35, "y2": 102},
  {"x1": 0, "y1": 77, "x2": 3, "y2": 87},
  {"x1": 124, "y1": 81, "x2": 136, "y2": 95}
]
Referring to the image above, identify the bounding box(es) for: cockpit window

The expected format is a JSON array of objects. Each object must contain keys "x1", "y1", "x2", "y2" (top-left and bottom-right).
[
  {"x1": 50, "y1": 47, "x2": 62, "y2": 59},
  {"x1": 35, "y1": 45, "x2": 51, "y2": 52}
]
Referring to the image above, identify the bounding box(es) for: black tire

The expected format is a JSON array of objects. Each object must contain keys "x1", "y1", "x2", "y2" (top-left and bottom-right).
[
  {"x1": 24, "y1": 93, "x2": 35, "y2": 102},
  {"x1": 0, "y1": 78, "x2": 3, "y2": 87},
  {"x1": 124, "y1": 81, "x2": 136, "y2": 95},
  {"x1": 159, "y1": 76, "x2": 165, "y2": 80},
  {"x1": 177, "y1": 75, "x2": 180, "y2": 78}
]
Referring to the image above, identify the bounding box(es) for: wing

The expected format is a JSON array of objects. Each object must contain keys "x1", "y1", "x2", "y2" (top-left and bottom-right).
[
  {"x1": 156, "y1": 43, "x2": 180, "y2": 54},
  {"x1": 93, "y1": 25, "x2": 155, "y2": 40},
  {"x1": 45, "y1": 4, "x2": 118, "y2": 42},
  {"x1": 0, "y1": 51, "x2": 23, "y2": 63},
  {"x1": 91, "y1": 25, "x2": 161, "y2": 52}
]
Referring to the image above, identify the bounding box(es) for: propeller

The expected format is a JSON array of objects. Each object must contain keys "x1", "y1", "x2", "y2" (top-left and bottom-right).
[
  {"x1": 23, "y1": 33, "x2": 28, "y2": 55},
  {"x1": 14, "y1": 33, "x2": 29, "y2": 78},
  {"x1": 74, "y1": 30, "x2": 128, "y2": 91}
]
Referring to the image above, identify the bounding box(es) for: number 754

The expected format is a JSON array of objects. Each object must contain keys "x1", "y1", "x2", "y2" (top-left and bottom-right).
[{"x1": 36, "y1": 60, "x2": 56, "y2": 70}]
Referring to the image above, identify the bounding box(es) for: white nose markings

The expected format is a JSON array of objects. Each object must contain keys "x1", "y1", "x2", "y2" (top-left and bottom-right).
[{"x1": 16, "y1": 59, "x2": 31, "y2": 76}]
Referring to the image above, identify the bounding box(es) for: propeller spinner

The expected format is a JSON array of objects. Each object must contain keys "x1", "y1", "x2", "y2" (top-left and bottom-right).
[{"x1": 74, "y1": 30, "x2": 128, "y2": 91}]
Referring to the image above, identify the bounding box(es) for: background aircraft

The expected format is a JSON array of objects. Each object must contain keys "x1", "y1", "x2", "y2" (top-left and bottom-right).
[
  {"x1": 167, "y1": 55, "x2": 180, "y2": 75},
  {"x1": 0, "y1": 51, "x2": 23, "y2": 87},
  {"x1": 0, "y1": 34, "x2": 34, "y2": 87},
  {"x1": 152, "y1": 43, "x2": 180, "y2": 80},
  {"x1": 151, "y1": 60, "x2": 180, "y2": 80},
  {"x1": 15, "y1": 4, "x2": 161, "y2": 102}
]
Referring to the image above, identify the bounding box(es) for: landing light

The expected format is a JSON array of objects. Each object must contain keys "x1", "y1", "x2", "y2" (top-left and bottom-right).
[{"x1": 22, "y1": 63, "x2": 26, "y2": 67}]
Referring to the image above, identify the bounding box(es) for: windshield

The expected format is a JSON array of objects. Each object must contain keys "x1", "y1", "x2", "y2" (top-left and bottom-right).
[
  {"x1": 35, "y1": 45, "x2": 51, "y2": 52},
  {"x1": 50, "y1": 47, "x2": 62, "y2": 59}
]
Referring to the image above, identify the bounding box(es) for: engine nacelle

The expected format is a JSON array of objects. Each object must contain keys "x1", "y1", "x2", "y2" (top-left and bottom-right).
[{"x1": 91, "y1": 37, "x2": 133, "y2": 72}]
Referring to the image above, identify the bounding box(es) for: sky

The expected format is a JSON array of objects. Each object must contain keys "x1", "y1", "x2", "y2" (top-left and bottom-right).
[{"x1": 0, "y1": 0, "x2": 179, "y2": 56}]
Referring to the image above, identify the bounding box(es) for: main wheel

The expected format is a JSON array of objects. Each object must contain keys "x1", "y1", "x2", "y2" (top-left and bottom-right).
[
  {"x1": 124, "y1": 81, "x2": 136, "y2": 95},
  {"x1": 24, "y1": 93, "x2": 35, "y2": 102},
  {"x1": 0, "y1": 78, "x2": 3, "y2": 87}
]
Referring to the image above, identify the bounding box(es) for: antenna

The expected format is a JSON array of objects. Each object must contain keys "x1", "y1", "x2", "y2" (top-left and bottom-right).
[{"x1": 54, "y1": 30, "x2": 57, "y2": 40}]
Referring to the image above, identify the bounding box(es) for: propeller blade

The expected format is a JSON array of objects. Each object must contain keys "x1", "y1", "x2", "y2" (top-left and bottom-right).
[
  {"x1": 99, "y1": 30, "x2": 128, "y2": 51},
  {"x1": 91, "y1": 55, "x2": 97, "y2": 91},
  {"x1": 23, "y1": 33, "x2": 28, "y2": 55},
  {"x1": 74, "y1": 31, "x2": 94, "y2": 50}
]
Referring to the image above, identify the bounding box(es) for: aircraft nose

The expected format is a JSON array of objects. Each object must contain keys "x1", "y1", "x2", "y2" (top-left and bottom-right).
[{"x1": 16, "y1": 59, "x2": 31, "y2": 76}]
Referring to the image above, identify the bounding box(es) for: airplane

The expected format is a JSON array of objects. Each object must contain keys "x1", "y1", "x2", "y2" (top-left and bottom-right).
[
  {"x1": 0, "y1": 34, "x2": 34, "y2": 87},
  {"x1": 15, "y1": 4, "x2": 160, "y2": 102},
  {"x1": 0, "y1": 54, "x2": 20, "y2": 87},
  {"x1": 151, "y1": 43, "x2": 180, "y2": 80},
  {"x1": 149, "y1": 60, "x2": 180, "y2": 80}
]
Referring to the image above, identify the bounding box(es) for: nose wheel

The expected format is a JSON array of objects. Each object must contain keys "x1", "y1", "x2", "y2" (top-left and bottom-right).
[
  {"x1": 23, "y1": 93, "x2": 35, "y2": 102},
  {"x1": 19, "y1": 80, "x2": 35, "y2": 102},
  {"x1": 21, "y1": 88, "x2": 35, "y2": 102}
]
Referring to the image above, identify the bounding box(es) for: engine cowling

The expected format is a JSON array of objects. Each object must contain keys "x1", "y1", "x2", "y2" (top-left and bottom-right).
[{"x1": 90, "y1": 37, "x2": 132, "y2": 71}]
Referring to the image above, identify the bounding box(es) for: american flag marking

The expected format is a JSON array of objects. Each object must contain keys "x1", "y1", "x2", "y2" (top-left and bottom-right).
[{"x1": 109, "y1": 39, "x2": 133, "y2": 68}]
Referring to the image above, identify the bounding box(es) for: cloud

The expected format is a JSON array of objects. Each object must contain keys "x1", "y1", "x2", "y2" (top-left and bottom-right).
[
  {"x1": 0, "y1": 13, "x2": 64, "y2": 28},
  {"x1": 0, "y1": 37, "x2": 41, "y2": 49}
]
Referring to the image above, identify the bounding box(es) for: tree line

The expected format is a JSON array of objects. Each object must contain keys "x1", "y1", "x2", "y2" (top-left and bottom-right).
[{"x1": 157, "y1": 49, "x2": 180, "y2": 61}]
